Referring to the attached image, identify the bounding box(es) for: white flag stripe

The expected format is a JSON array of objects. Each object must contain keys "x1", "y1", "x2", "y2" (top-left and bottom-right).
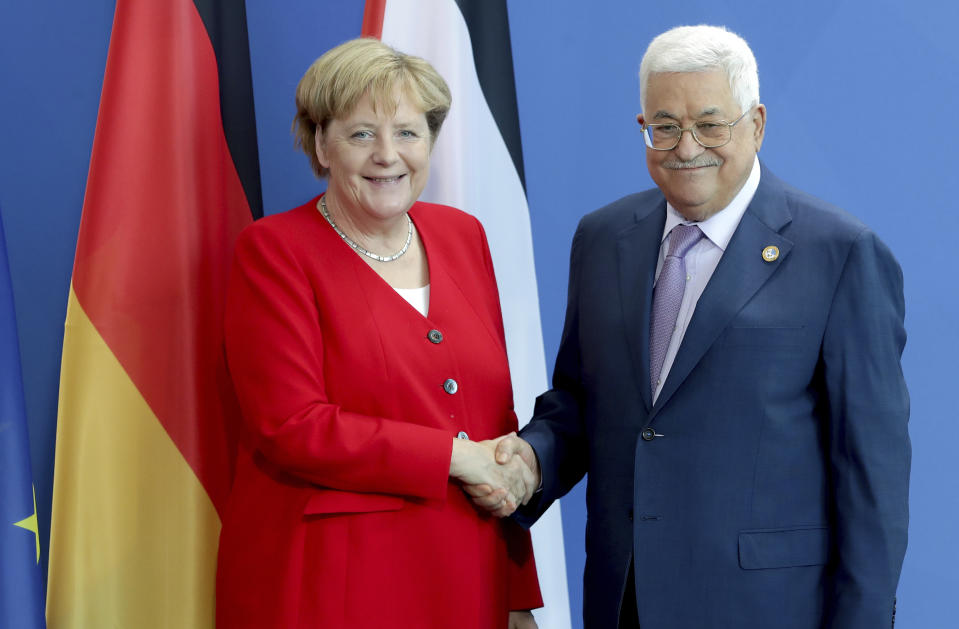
[{"x1": 380, "y1": 1, "x2": 572, "y2": 627}]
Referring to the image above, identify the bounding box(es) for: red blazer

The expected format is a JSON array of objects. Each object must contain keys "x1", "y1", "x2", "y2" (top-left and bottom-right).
[{"x1": 216, "y1": 197, "x2": 542, "y2": 628}]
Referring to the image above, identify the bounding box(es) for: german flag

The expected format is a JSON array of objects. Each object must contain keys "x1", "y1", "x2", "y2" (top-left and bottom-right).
[{"x1": 46, "y1": 0, "x2": 261, "y2": 625}]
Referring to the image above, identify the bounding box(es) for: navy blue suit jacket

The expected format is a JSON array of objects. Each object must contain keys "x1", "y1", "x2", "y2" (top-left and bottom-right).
[{"x1": 519, "y1": 165, "x2": 910, "y2": 628}]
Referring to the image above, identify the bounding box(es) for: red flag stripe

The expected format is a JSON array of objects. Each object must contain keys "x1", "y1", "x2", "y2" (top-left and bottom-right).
[
  {"x1": 71, "y1": 0, "x2": 251, "y2": 515},
  {"x1": 362, "y1": 0, "x2": 386, "y2": 38}
]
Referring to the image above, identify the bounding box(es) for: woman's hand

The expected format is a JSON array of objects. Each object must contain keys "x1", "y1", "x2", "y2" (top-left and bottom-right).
[
  {"x1": 449, "y1": 437, "x2": 535, "y2": 516},
  {"x1": 509, "y1": 610, "x2": 538, "y2": 629}
]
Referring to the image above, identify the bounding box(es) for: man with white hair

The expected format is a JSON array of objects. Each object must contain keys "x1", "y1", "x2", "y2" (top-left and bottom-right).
[{"x1": 473, "y1": 24, "x2": 910, "y2": 628}]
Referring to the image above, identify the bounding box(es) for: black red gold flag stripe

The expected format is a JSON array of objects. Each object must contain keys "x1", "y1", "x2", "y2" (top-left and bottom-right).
[{"x1": 46, "y1": 0, "x2": 260, "y2": 625}]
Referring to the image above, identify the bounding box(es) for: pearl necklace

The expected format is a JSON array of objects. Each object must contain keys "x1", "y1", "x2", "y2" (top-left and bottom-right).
[{"x1": 319, "y1": 196, "x2": 413, "y2": 263}]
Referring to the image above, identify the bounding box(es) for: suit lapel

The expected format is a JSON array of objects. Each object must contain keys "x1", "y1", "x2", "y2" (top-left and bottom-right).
[
  {"x1": 652, "y1": 167, "x2": 794, "y2": 414},
  {"x1": 617, "y1": 201, "x2": 666, "y2": 413}
]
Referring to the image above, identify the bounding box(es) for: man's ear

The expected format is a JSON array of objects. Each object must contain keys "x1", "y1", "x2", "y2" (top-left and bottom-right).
[{"x1": 751, "y1": 104, "x2": 767, "y2": 151}]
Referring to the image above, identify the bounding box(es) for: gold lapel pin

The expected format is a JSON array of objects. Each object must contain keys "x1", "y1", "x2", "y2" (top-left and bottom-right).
[{"x1": 762, "y1": 245, "x2": 780, "y2": 262}]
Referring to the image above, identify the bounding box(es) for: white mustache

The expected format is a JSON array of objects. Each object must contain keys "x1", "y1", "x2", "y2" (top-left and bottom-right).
[{"x1": 662, "y1": 157, "x2": 722, "y2": 169}]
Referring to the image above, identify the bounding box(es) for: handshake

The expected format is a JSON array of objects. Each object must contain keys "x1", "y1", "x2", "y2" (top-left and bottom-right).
[{"x1": 449, "y1": 433, "x2": 539, "y2": 517}]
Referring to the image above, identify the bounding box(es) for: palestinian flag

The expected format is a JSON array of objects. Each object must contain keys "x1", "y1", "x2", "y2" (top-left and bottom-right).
[
  {"x1": 45, "y1": 0, "x2": 261, "y2": 625},
  {"x1": 363, "y1": 1, "x2": 571, "y2": 626}
]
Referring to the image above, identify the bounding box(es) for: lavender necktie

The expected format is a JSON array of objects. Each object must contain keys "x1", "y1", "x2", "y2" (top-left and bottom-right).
[{"x1": 649, "y1": 224, "x2": 704, "y2": 397}]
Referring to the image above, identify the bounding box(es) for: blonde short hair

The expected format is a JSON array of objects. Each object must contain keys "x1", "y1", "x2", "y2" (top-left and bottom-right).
[{"x1": 292, "y1": 38, "x2": 452, "y2": 178}]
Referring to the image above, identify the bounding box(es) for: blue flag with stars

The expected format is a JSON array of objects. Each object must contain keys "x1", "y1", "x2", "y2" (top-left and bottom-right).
[{"x1": 0, "y1": 204, "x2": 45, "y2": 628}]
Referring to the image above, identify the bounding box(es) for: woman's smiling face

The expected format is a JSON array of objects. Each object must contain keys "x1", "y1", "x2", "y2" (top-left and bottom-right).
[{"x1": 316, "y1": 87, "x2": 432, "y2": 222}]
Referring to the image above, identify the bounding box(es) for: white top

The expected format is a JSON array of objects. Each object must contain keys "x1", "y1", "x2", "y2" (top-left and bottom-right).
[
  {"x1": 652, "y1": 155, "x2": 761, "y2": 404},
  {"x1": 393, "y1": 284, "x2": 430, "y2": 316}
]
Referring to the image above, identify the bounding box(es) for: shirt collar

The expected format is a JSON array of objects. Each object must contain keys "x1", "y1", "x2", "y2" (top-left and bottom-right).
[{"x1": 662, "y1": 154, "x2": 761, "y2": 251}]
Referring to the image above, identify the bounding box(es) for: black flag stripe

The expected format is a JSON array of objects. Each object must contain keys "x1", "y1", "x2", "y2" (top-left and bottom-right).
[
  {"x1": 452, "y1": 0, "x2": 526, "y2": 191},
  {"x1": 193, "y1": 0, "x2": 263, "y2": 219}
]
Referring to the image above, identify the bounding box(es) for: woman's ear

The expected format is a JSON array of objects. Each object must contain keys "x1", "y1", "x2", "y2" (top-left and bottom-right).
[{"x1": 314, "y1": 128, "x2": 330, "y2": 169}]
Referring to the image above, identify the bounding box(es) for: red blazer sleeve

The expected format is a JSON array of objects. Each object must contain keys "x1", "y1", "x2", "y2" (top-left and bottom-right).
[{"x1": 225, "y1": 222, "x2": 452, "y2": 500}]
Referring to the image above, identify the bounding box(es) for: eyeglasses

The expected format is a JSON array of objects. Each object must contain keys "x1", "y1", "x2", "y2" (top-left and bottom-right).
[{"x1": 641, "y1": 108, "x2": 751, "y2": 151}]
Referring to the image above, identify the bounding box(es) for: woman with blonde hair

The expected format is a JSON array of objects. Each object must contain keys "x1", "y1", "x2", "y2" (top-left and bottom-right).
[{"x1": 215, "y1": 38, "x2": 542, "y2": 629}]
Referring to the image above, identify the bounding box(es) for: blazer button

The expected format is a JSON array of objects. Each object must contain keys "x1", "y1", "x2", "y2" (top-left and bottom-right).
[
  {"x1": 641, "y1": 427, "x2": 656, "y2": 441},
  {"x1": 428, "y1": 329, "x2": 443, "y2": 344},
  {"x1": 443, "y1": 378, "x2": 459, "y2": 394}
]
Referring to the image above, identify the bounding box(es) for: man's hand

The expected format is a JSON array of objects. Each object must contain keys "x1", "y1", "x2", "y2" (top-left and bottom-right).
[
  {"x1": 508, "y1": 610, "x2": 538, "y2": 629},
  {"x1": 462, "y1": 433, "x2": 541, "y2": 517},
  {"x1": 495, "y1": 433, "x2": 540, "y2": 497},
  {"x1": 450, "y1": 436, "x2": 536, "y2": 516}
]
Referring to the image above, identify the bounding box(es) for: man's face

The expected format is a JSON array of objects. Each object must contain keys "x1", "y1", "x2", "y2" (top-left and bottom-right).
[{"x1": 637, "y1": 70, "x2": 766, "y2": 222}]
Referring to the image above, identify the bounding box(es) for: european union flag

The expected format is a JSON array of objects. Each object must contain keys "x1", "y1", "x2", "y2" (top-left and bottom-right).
[{"x1": 0, "y1": 205, "x2": 45, "y2": 627}]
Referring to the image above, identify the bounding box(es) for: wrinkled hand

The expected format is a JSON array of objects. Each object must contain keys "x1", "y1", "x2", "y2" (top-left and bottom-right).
[
  {"x1": 462, "y1": 433, "x2": 541, "y2": 517},
  {"x1": 508, "y1": 610, "x2": 538, "y2": 629},
  {"x1": 449, "y1": 435, "x2": 536, "y2": 516}
]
